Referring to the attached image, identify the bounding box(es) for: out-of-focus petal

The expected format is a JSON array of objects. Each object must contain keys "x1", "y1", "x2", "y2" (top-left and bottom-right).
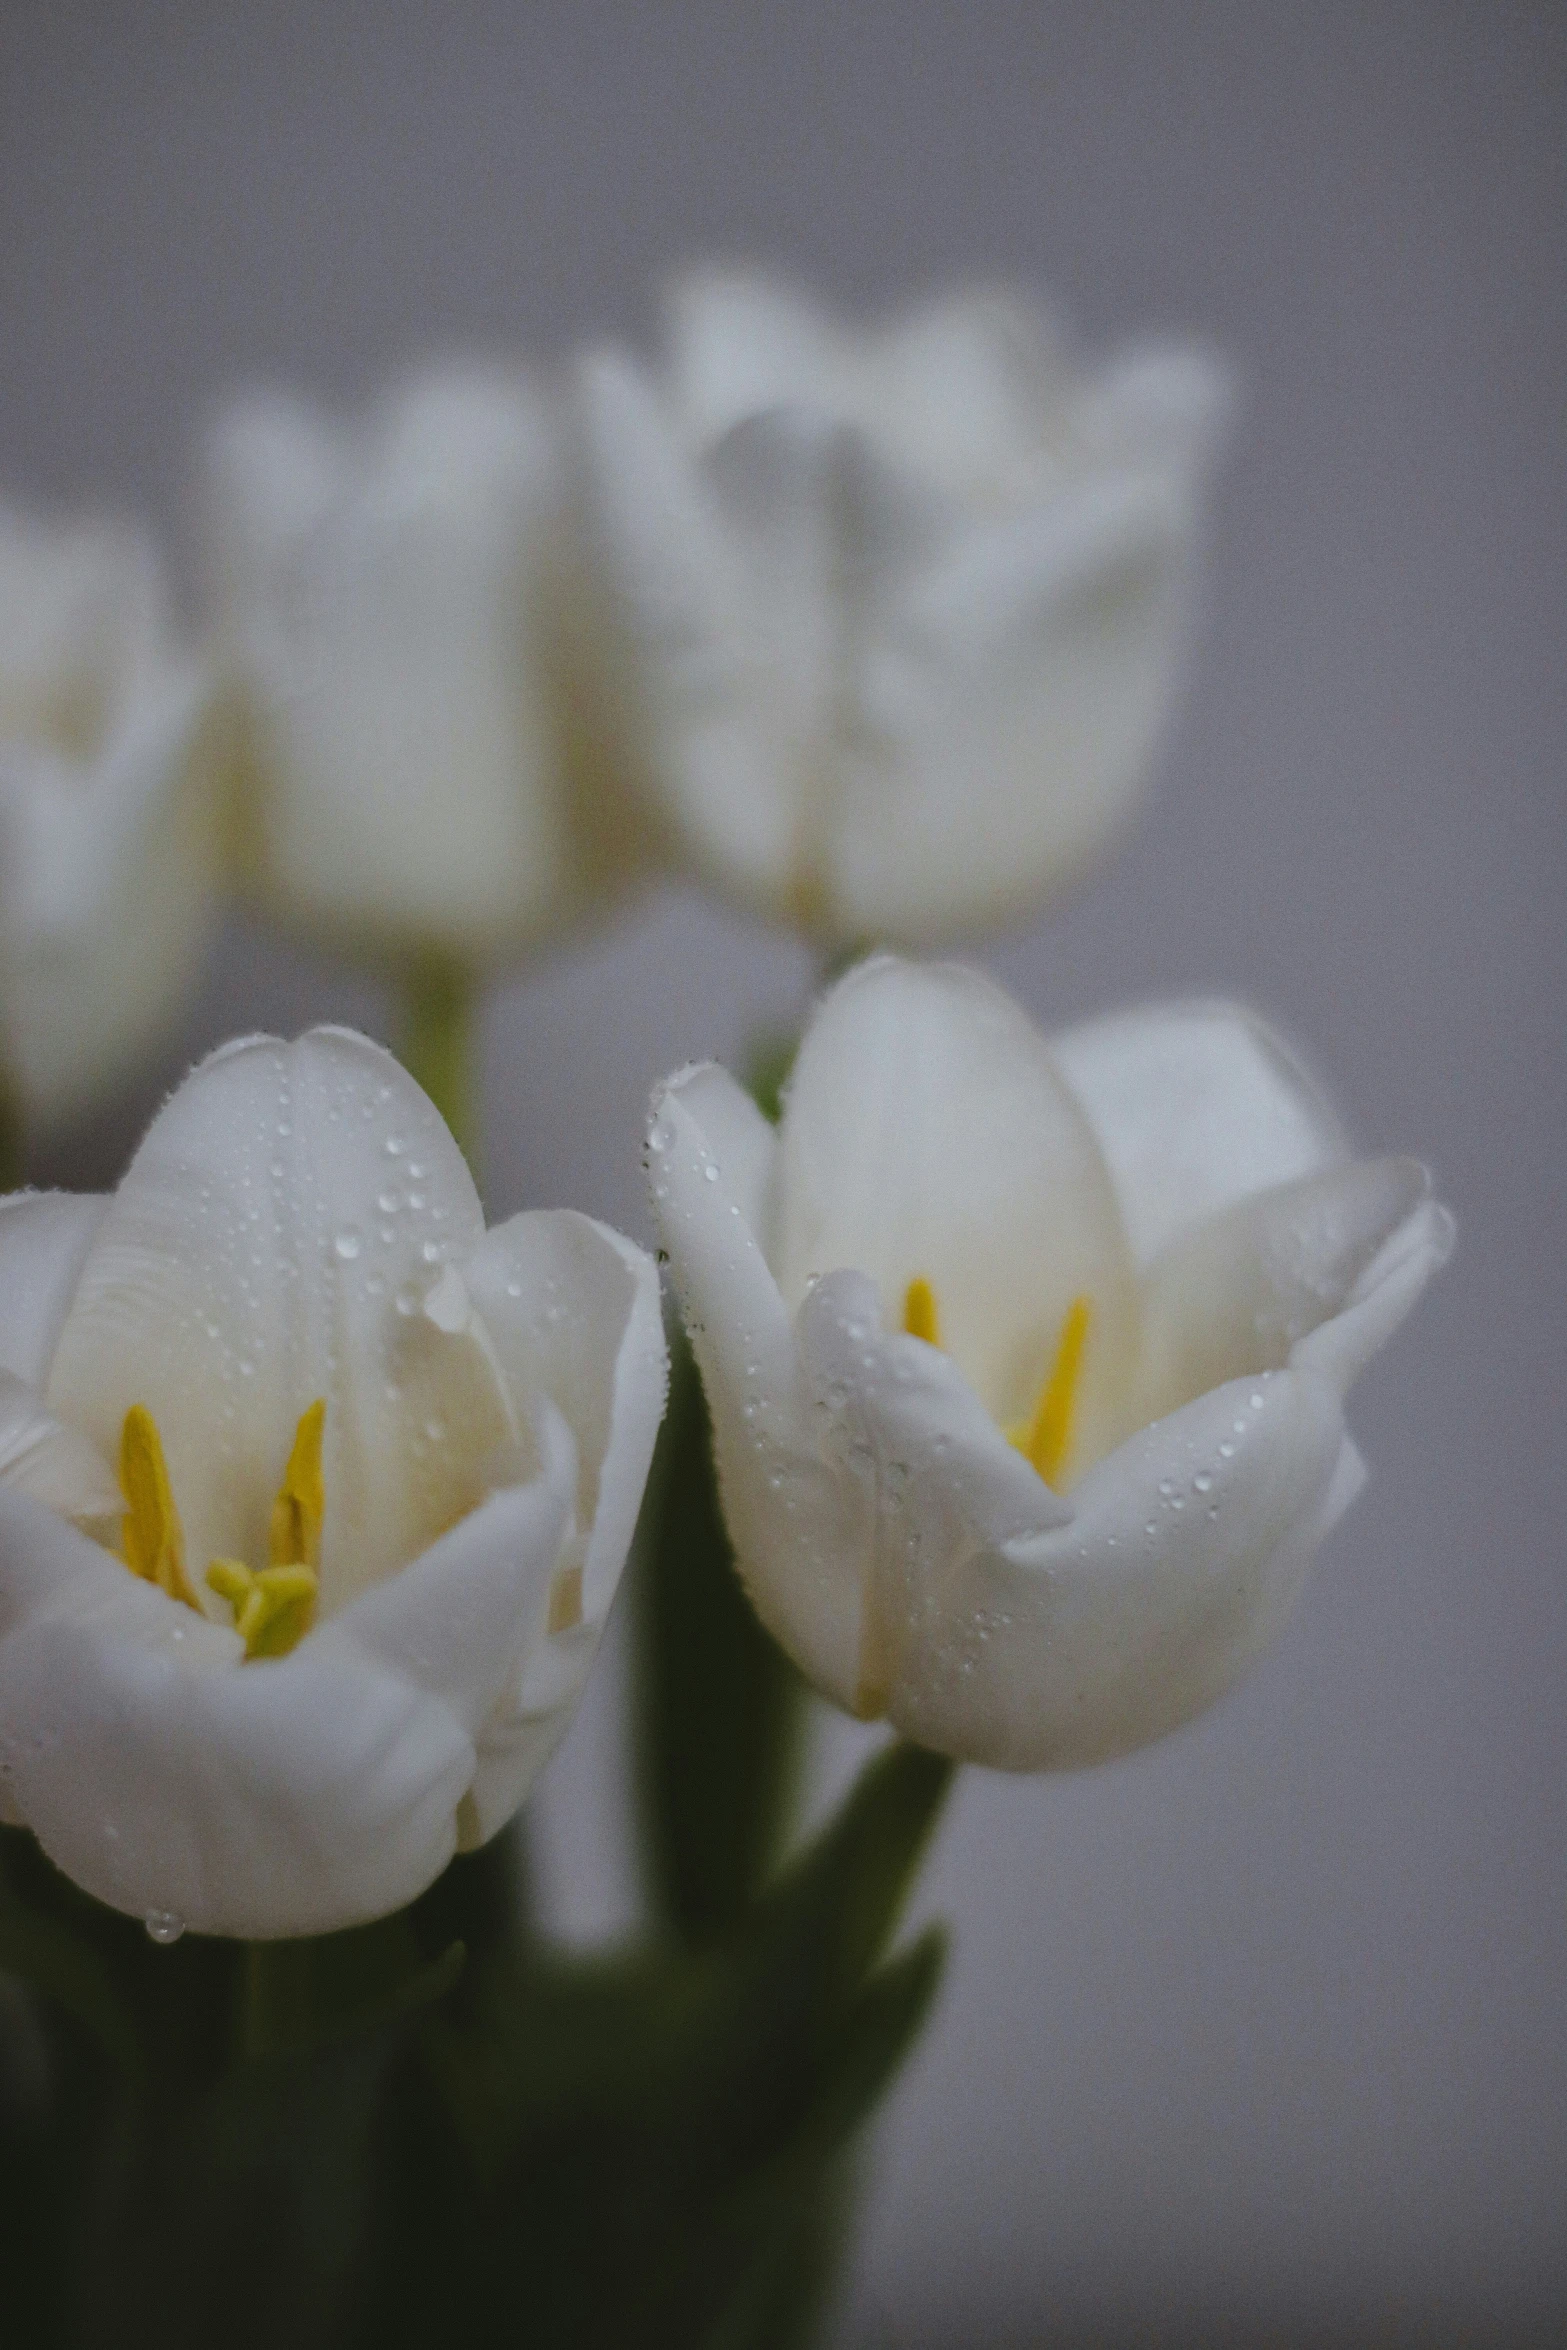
[{"x1": 1051, "y1": 998, "x2": 1350, "y2": 1267}]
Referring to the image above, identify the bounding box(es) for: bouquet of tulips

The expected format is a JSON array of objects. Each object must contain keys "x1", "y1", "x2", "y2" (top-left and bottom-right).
[{"x1": 0, "y1": 274, "x2": 1450, "y2": 2349}]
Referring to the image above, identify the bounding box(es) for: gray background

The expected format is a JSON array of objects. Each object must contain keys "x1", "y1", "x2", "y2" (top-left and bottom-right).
[{"x1": 3, "y1": 4, "x2": 1564, "y2": 2341}]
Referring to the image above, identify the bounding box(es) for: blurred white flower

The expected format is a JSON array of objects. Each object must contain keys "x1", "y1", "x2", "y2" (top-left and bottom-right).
[
  {"x1": 204, "y1": 366, "x2": 640, "y2": 969},
  {"x1": 0, "y1": 504, "x2": 214, "y2": 1131},
  {"x1": 0, "y1": 1026, "x2": 666, "y2": 1938},
  {"x1": 577, "y1": 271, "x2": 1230, "y2": 945},
  {"x1": 648, "y1": 957, "x2": 1451, "y2": 1768}
]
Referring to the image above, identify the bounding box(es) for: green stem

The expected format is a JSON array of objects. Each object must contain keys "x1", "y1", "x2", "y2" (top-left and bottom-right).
[
  {"x1": 399, "y1": 950, "x2": 480, "y2": 1178},
  {"x1": 0, "y1": 1065, "x2": 23, "y2": 1193},
  {"x1": 237, "y1": 1939, "x2": 313, "y2": 2065}
]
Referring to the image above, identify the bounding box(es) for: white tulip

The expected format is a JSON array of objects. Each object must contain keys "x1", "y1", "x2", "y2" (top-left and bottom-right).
[
  {"x1": 647, "y1": 958, "x2": 1451, "y2": 1768},
  {"x1": 0, "y1": 1027, "x2": 666, "y2": 1937},
  {"x1": 576, "y1": 271, "x2": 1230, "y2": 945},
  {"x1": 0, "y1": 503, "x2": 214, "y2": 1131},
  {"x1": 204, "y1": 366, "x2": 637, "y2": 967}
]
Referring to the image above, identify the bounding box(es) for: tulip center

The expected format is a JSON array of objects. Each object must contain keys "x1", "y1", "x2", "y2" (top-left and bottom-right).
[
  {"x1": 116, "y1": 1401, "x2": 325, "y2": 1661},
  {"x1": 901, "y1": 1279, "x2": 1091, "y2": 1491}
]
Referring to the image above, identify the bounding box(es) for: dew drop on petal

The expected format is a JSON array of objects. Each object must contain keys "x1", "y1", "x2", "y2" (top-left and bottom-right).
[
  {"x1": 334, "y1": 1229, "x2": 362, "y2": 1261},
  {"x1": 1193, "y1": 1471, "x2": 1214, "y2": 1494},
  {"x1": 144, "y1": 1909, "x2": 185, "y2": 1946}
]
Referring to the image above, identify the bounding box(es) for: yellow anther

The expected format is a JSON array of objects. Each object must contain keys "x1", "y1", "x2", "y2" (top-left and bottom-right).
[
  {"x1": 269, "y1": 1398, "x2": 326, "y2": 1571},
  {"x1": 205, "y1": 1556, "x2": 318, "y2": 1660},
  {"x1": 547, "y1": 1564, "x2": 583, "y2": 1636},
  {"x1": 1010, "y1": 1295, "x2": 1092, "y2": 1490},
  {"x1": 119, "y1": 1407, "x2": 200, "y2": 1612},
  {"x1": 902, "y1": 1276, "x2": 944, "y2": 1348}
]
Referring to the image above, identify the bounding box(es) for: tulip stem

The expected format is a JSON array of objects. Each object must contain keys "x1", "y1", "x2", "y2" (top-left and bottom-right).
[
  {"x1": 400, "y1": 951, "x2": 480, "y2": 1178},
  {"x1": 0, "y1": 1067, "x2": 21, "y2": 1193}
]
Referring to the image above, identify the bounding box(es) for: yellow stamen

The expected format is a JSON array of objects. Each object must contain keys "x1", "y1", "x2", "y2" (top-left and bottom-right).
[
  {"x1": 269, "y1": 1397, "x2": 326, "y2": 1571},
  {"x1": 119, "y1": 1407, "x2": 200, "y2": 1611},
  {"x1": 1009, "y1": 1296, "x2": 1092, "y2": 1490},
  {"x1": 547, "y1": 1564, "x2": 583, "y2": 1635},
  {"x1": 902, "y1": 1276, "x2": 943, "y2": 1348}
]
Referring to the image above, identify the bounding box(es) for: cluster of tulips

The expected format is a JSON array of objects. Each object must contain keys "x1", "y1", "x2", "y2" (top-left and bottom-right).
[{"x1": 0, "y1": 270, "x2": 1449, "y2": 2345}]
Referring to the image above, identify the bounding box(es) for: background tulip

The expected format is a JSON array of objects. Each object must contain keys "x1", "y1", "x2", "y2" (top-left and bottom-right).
[
  {"x1": 576, "y1": 270, "x2": 1229, "y2": 947},
  {"x1": 203, "y1": 366, "x2": 647, "y2": 975},
  {"x1": 0, "y1": 503, "x2": 215, "y2": 1156},
  {"x1": 649, "y1": 957, "x2": 1451, "y2": 1767}
]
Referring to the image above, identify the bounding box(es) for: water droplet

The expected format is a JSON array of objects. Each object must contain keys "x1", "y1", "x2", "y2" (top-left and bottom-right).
[
  {"x1": 394, "y1": 1285, "x2": 420, "y2": 1317},
  {"x1": 384, "y1": 1135, "x2": 406, "y2": 1158},
  {"x1": 703, "y1": 1162, "x2": 720, "y2": 1182},
  {"x1": 407, "y1": 1190, "x2": 426, "y2": 1211},
  {"x1": 334, "y1": 1229, "x2": 362, "y2": 1261},
  {"x1": 1193, "y1": 1470, "x2": 1214, "y2": 1494},
  {"x1": 1218, "y1": 1441, "x2": 1236, "y2": 1459},
  {"x1": 505, "y1": 1279, "x2": 522, "y2": 1298},
  {"x1": 144, "y1": 1909, "x2": 185, "y2": 1946},
  {"x1": 377, "y1": 1189, "x2": 403, "y2": 1215},
  {"x1": 421, "y1": 1239, "x2": 442, "y2": 1264}
]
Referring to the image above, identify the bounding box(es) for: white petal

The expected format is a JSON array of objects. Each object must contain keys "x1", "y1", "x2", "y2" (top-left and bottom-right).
[
  {"x1": 1, "y1": 660, "x2": 216, "y2": 1127},
  {"x1": 0, "y1": 1372, "x2": 120, "y2": 1523},
  {"x1": 1050, "y1": 999, "x2": 1350, "y2": 1268},
  {"x1": 667, "y1": 270, "x2": 850, "y2": 445},
  {"x1": 1077, "y1": 342, "x2": 1236, "y2": 480},
  {"x1": 209, "y1": 371, "x2": 579, "y2": 960},
  {"x1": 45, "y1": 1029, "x2": 517, "y2": 1614},
  {"x1": 0, "y1": 505, "x2": 169, "y2": 742},
  {"x1": 828, "y1": 477, "x2": 1193, "y2": 942},
  {"x1": 1292, "y1": 1197, "x2": 1456, "y2": 1394},
  {"x1": 867, "y1": 287, "x2": 1070, "y2": 489},
  {"x1": 650, "y1": 1066, "x2": 863, "y2": 1710},
  {"x1": 0, "y1": 1191, "x2": 106, "y2": 1384},
  {"x1": 0, "y1": 1489, "x2": 475, "y2": 1939},
  {"x1": 796, "y1": 1268, "x2": 1071, "y2": 1712},
  {"x1": 773, "y1": 958, "x2": 1136, "y2": 1446},
  {"x1": 1131, "y1": 1158, "x2": 1434, "y2": 1426},
  {"x1": 327, "y1": 1402, "x2": 575, "y2": 1737},
  {"x1": 465, "y1": 1208, "x2": 668, "y2": 1621},
  {"x1": 883, "y1": 1366, "x2": 1347, "y2": 1769}
]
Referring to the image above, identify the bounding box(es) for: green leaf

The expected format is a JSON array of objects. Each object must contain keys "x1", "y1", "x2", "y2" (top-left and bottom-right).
[
  {"x1": 633, "y1": 1328, "x2": 807, "y2": 1943},
  {"x1": 0, "y1": 1907, "x2": 146, "y2": 2085}
]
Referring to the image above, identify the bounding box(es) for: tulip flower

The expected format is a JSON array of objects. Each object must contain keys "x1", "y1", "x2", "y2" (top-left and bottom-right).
[
  {"x1": 0, "y1": 1026, "x2": 666, "y2": 1938},
  {"x1": 0, "y1": 502, "x2": 215, "y2": 1140},
  {"x1": 576, "y1": 270, "x2": 1230, "y2": 946},
  {"x1": 203, "y1": 366, "x2": 637, "y2": 974},
  {"x1": 647, "y1": 958, "x2": 1451, "y2": 1768}
]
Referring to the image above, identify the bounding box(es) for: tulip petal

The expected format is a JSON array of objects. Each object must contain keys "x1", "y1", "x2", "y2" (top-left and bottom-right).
[
  {"x1": 0, "y1": 1372, "x2": 120, "y2": 1524},
  {"x1": 0, "y1": 1191, "x2": 106, "y2": 1384},
  {"x1": 1131, "y1": 1158, "x2": 1435, "y2": 1425},
  {"x1": 328, "y1": 1401, "x2": 574, "y2": 1738},
  {"x1": 1077, "y1": 343, "x2": 1235, "y2": 481},
  {"x1": 465, "y1": 1208, "x2": 667, "y2": 1623},
  {"x1": 830, "y1": 477, "x2": 1192, "y2": 941},
  {"x1": 1292, "y1": 1197, "x2": 1456, "y2": 1395},
  {"x1": 883, "y1": 1366, "x2": 1346, "y2": 1770},
  {"x1": 651, "y1": 1065, "x2": 864, "y2": 1711},
  {"x1": 209, "y1": 372, "x2": 576, "y2": 959},
  {"x1": 1050, "y1": 999, "x2": 1350, "y2": 1267},
  {"x1": 0, "y1": 1488, "x2": 477, "y2": 1938},
  {"x1": 669, "y1": 271, "x2": 850, "y2": 445},
  {"x1": 773, "y1": 958, "x2": 1136, "y2": 1441},
  {"x1": 45, "y1": 1029, "x2": 518, "y2": 1613}
]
